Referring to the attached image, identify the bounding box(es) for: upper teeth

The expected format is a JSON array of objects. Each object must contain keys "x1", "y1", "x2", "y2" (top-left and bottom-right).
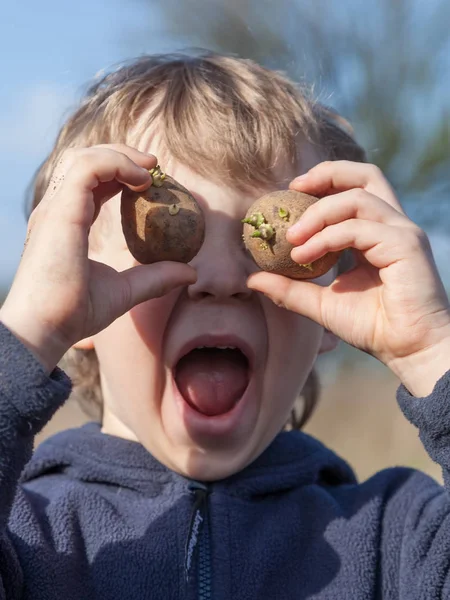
[{"x1": 196, "y1": 345, "x2": 237, "y2": 350}]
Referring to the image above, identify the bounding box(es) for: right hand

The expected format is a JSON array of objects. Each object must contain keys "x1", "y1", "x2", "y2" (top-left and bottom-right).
[{"x1": 0, "y1": 144, "x2": 197, "y2": 374}]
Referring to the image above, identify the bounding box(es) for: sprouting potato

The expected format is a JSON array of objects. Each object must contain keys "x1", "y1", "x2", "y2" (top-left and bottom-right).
[
  {"x1": 121, "y1": 166, "x2": 205, "y2": 264},
  {"x1": 242, "y1": 190, "x2": 340, "y2": 279}
]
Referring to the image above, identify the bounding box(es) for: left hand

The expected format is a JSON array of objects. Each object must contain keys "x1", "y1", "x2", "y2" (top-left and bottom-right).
[{"x1": 247, "y1": 161, "x2": 450, "y2": 396}]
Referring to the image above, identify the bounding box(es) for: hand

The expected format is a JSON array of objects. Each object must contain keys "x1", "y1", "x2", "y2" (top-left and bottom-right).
[
  {"x1": 248, "y1": 161, "x2": 450, "y2": 396},
  {"x1": 0, "y1": 144, "x2": 197, "y2": 374}
]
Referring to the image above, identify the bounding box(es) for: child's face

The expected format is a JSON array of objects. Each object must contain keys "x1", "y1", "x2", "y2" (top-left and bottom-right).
[{"x1": 86, "y1": 147, "x2": 333, "y2": 480}]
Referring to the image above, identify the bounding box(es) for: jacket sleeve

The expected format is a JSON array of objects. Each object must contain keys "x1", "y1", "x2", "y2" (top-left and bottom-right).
[
  {"x1": 0, "y1": 321, "x2": 72, "y2": 599},
  {"x1": 379, "y1": 369, "x2": 450, "y2": 599}
]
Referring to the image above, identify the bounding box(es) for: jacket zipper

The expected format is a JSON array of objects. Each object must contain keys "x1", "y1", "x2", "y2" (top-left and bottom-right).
[{"x1": 185, "y1": 481, "x2": 212, "y2": 600}]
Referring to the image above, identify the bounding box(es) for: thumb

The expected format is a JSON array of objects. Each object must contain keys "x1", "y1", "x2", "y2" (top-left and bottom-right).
[
  {"x1": 118, "y1": 262, "x2": 197, "y2": 312},
  {"x1": 247, "y1": 272, "x2": 326, "y2": 326}
]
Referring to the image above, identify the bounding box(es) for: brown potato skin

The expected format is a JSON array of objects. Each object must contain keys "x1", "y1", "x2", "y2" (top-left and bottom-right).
[
  {"x1": 243, "y1": 190, "x2": 341, "y2": 279},
  {"x1": 121, "y1": 175, "x2": 205, "y2": 264}
]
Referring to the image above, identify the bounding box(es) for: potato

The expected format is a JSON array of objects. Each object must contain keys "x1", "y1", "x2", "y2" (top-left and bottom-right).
[
  {"x1": 121, "y1": 167, "x2": 205, "y2": 264},
  {"x1": 242, "y1": 190, "x2": 340, "y2": 279}
]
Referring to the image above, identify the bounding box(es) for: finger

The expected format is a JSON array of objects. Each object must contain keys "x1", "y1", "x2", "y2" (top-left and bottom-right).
[
  {"x1": 115, "y1": 262, "x2": 198, "y2": 315},
  {"x1": 248, "y1": 272, "x2": 326, "y2": 325},
  {"x1": 91, "y1": 144, "x2": 157, "y2": 189},
  {"x1": 68, "y1": 144, "x2": 158, "y2": 175},
  {"x1": 286, "y1": 188, "x2": 411, "y2": 245},
  {"x1": 43, "y1": 145, "x2": 156, "y2": 204},
  {"x1": 289, "y1": 161, "x2": 404, "y2": 213},
  {"x1": 56, "y1": 149, "x2": 153, "y2": 228},
  {"x1": 65, "y1": 147, "x2": 153, "y2": 190},
  {"x1": 290, "y1": 219, "x2": 422, "y2": 270},
  {"x1": 93, "y1": 143, "x2": 157, "y2": 169}
]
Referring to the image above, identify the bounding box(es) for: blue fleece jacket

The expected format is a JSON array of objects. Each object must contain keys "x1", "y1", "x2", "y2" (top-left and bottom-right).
[{"x1": 1, "y1": 322, "x2": 450, "y2": 599}]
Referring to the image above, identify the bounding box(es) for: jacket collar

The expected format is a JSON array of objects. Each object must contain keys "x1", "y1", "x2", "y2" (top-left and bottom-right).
[{"x1": 22, "y1": 422, "x2": 356, "y2": 497}]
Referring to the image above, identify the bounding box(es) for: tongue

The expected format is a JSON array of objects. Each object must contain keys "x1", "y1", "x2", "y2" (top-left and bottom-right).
[{"x1": 175, "y1": 349, "x2": 249, "y2": 416}]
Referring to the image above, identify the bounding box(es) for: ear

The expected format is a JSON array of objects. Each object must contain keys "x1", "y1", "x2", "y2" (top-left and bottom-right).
[
  {"x1": 319, "y1": 329, "x2": 339, "y2": 355},
  {"x1": 72, "y1": 337, "x2": 95, "y2": 351}
]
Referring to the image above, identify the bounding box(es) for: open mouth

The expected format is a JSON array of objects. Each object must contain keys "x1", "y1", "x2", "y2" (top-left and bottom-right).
[{"x1": 174, "y1": 346, "x2": 250, "y2": 417}]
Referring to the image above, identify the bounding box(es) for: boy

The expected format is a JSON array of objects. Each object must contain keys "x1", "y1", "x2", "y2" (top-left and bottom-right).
[{"x1": 1, "y1": 52, "x2": 450, "y2": 599}]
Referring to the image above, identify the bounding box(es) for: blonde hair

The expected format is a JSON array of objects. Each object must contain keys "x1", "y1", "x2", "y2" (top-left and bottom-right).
[{"x1": 27, "y1": 51, "x2": 366, "y2": 427}]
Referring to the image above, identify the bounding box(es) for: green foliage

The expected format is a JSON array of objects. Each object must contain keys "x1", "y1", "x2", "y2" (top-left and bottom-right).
[{"x1": 141, "y1": 0, "x2": 450, "y2": 210}]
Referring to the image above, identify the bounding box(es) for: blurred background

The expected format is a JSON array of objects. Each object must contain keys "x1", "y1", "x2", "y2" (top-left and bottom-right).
[{"x1": 1, "y1": 0, "x2": 449, "y2": 482}]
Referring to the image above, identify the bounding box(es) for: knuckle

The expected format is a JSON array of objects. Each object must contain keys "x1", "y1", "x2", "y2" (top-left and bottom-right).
[
  {"x1": 94, "y1": 144, "x2": 137, "y2": 163},
  {"x1": 108, "y1": 143, "x2": 133, "y2": 154},
  {"x1": 114, "y1": 149, "x2": 132, "y2": 165},
  {"x1": 94, "y1": 146, "x2": 128, "y2": 165},
  {"x1": 71, "y1": 151, "x2": 95, "y2": 172},
  {"x1": 317, "y1": 160, "x2": 333, "y2": 170},
  {"x1": 411, "y1": 226, "x2": 430, "y2": 250},
  {"x1": 349, "y1": 188, "x2": 367, "y2": 204},
  {"x1": 367, "y1": 163, "x2": 383, "y2": 178},
  {"x1": 402, "y1": 226, "x2": 429, "y2": 252}
]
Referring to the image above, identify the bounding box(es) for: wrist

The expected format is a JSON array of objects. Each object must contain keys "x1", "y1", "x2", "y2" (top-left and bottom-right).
[
  {"x1": 0, "y1": 307, "x2": 67, "y2": 376},
  {"x1": 388, "y1": 331, "x2": 450, "y2": 397}
]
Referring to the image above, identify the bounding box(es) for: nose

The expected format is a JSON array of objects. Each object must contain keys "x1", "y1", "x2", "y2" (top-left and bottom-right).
[{"x1": 187, "y1": 234, "x2": 253, "y2": 301}]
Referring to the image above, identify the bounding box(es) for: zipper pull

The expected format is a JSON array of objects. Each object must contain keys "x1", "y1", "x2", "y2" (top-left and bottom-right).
[{"x1": 185, "y1": 481, "x2": 209, "y2": 583}]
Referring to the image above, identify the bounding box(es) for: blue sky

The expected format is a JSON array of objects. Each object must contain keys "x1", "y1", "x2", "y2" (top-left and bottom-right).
[
  {"x1": 0, "y1": 0, "x2": 165, "y2": 286},
  {"x1": 1, "y1": 0, "x2": 449, "y2": 290}
]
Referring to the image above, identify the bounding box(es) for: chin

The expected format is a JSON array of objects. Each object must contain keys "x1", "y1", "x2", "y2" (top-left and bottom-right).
[{"x1": 173, "y1": 444, "x2": 254, "y2": 482}]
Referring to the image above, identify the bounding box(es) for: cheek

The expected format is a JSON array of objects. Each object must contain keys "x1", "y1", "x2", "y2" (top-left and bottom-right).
[
  {"x1": 264, "y1": 300, "x2": 323, "y2": 394},
  {"x1": 94, "y1": 293, "x2": 180, "y2": 422},
  {"x1": 129, "y1": 290, "x2": 181, "y2": 360},
  {"x1": 130, "y1": 300, "x2": 169, "y2": 359},
  {"x1": 95, "y1": 290, "x2": 180, "y2": 380}
]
